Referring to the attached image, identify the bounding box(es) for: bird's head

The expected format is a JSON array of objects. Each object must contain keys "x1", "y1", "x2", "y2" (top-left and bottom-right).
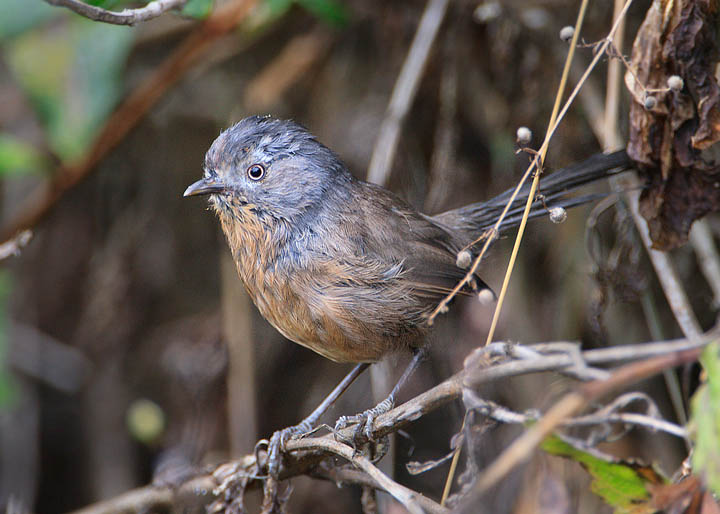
[{"x1": 184, "y1": 116, "x2": 351, "y2": 223}]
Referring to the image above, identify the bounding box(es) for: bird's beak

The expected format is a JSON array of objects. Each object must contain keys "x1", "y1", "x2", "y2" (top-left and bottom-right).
[{"x1": 183, "y1": 177, "x2": 227, "y2": 197}]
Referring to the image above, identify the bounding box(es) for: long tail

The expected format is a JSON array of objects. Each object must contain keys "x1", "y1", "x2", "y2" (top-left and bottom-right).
[{"x1": 431, "y1": 150, "x2": 632, "y2": 238}]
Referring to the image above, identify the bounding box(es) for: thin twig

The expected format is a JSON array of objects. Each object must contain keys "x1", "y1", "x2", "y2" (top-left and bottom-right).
[
  {"x1": 464, "y1": 389, "x2": 687, "y2": 439},
  {"x1": 461, "y1": 337, "x2": 711, "y2": 389},
  {"x1": 569, "y1": 412, "x2": 687, "y2": 439},
  {"x1": 440, "y1": 438, "x2": 461, "y2": 505},
  {"x1": 603, "y1": 0, "x2": 627, "y2": 152},
  {"x1": 626, "y1": 186, "x2": 703, "y2": 338},
  {"x1": 366, "y1": 0, "x2": 449, "y2": 185},
  {"x1": 483, "y1": 0, "x2": 590, "y2": 347},
  {"x1": 44, "y1": 0, "x2": 187, "y2": 25}
]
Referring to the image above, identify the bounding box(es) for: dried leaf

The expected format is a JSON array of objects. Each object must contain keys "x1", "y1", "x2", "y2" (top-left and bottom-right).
[{"x1": 626, "y1": 0, "x2": 720, "y2": 249}]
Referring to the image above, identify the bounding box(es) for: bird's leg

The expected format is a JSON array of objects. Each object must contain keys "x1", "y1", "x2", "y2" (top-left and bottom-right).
[
  {"x1": 335, "y1": 348, "x2": 427, "y2": 444},
  {"x1": 263, "y1": 362, "x2": 369, "y2": 477}
]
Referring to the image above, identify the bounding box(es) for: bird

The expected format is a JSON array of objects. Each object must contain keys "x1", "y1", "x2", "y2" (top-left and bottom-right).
[{"x1": 184, "y1": 115, "x2": 631, "y2": 472}]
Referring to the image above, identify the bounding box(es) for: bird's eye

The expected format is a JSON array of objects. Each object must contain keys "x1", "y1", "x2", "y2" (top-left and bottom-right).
[{"x1": 247, "y1": 164, "x2": 265, "y2": 181}]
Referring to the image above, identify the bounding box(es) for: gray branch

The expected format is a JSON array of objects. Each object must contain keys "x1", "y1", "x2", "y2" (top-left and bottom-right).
[{"x1": 44, "y1": 0, "x2": 187, "y2": 26}]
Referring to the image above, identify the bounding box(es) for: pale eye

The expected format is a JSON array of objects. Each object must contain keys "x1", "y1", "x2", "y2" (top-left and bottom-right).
[{"x1": 247, "y1": 164, "x2": 265, "y2": 181}]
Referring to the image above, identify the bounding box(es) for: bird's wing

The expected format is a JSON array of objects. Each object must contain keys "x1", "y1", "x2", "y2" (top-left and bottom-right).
[{"x1": 341, "y1": 183, "x2": 493, "y2": 305}]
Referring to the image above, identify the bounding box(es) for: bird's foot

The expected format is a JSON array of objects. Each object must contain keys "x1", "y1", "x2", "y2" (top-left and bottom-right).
[
  {"x1": 258, "y1": 420, "x2": 314, "y2": 479},
  {"x1": 334, "y1": 395, "x2": 395, "y2": 447}
]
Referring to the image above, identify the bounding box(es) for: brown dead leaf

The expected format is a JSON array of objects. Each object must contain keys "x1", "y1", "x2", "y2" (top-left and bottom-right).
[
  {"x1": 649, "y1": 474, "x2": 720, "y2": 514},
  {"x1": 627, "y1": 0, "x2": 720, "y2": 249}
]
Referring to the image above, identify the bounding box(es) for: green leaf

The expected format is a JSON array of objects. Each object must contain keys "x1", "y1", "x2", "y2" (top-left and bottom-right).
[
  {"x1": 0, "y1": 271, "x2": 16, "y2": 409},
  {"x1": 690, "y1": 341, "x2": 720, "y2": 495},
  {"x1": 64, "y1": 0, "x2": 138, "y2": 10},
  {"x1": 263, "y1": 0, "x2": 294, "y2": 16},
  {"x1": 4, "y1": 18, "x2": 134, "y2": 163},
  {"x1": 0, "y1": 369, "x2": 17, "y2": 408},
  {"x1": 86, "y1": 0, "x2": 139, "y2": 7},
  {"x1": 260, "y1": 0, "x2": 348, "y2": 25},
  {"x1": 297, "y1": 0, "x2": 348, "y2": 26},
  {"x1": 542, "y1": 435, "x2": 663, "y2": 513},
  {"x1": 182, "y1": 0, "x2": 214, "y2": 19},
  {"x1": 0, "y1": 134, "x2": 46, "y2": 176}
]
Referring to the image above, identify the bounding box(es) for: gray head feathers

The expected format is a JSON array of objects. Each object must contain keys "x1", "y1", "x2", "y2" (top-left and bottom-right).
[{"x1": 202, "y1": 116, "x2": 353, "y2": 222}]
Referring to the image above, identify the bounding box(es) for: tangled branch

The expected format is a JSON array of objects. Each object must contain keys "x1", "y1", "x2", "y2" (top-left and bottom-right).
[{"x1": 71, "y1": 333, "x2": 714, "y2": 513}]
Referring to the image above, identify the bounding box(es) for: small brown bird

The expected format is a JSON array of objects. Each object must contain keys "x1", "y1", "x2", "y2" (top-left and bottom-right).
[
  {"x1": 185, "y1": 116, "x2": 628, "y2": 361},
  {"x1": 184, "y1": 116, "x2": 630, "y2": 468}
]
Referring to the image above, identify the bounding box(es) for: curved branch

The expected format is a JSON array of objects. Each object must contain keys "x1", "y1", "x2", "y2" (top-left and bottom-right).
[{"x1": 44, "y1": 0, "x2": 187, "y2": 25}]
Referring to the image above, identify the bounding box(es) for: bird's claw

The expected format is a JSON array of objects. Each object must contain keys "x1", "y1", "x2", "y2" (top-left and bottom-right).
[
  {"x1": 265, "y1": 421, "x2": 313, "y2": 478},
  {"x1": 333, "y1": 396, "x2": 395, "y2": 449},
  {"x1": 253, "y1": 438, "x2": 270, "y2": 476}
]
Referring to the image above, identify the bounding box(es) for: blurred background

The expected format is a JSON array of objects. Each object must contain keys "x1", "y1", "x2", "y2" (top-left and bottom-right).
[{"x1": 0, "y1": 0, "x2": 711, "y2": 512}]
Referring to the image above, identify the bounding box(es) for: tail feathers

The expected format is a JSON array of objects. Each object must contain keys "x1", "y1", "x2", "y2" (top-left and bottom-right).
[{"x1": 432, "y1": 150, "x2": 632, "y2": 236}]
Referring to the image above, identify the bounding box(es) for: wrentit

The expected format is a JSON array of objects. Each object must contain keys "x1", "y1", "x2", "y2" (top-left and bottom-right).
[
  {"x1": 185, "y1": 116, "x2": 627, "y2": 362},
  {"x1": 184, "y1": 116, "x2": 629, "y2": 466}
]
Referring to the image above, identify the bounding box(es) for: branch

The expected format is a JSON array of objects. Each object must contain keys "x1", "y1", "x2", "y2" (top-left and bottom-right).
[
  {"x1": 469, "y1": 340, "x2": 707, "y2": 500},
  {"x1": 44, "y1": 0, "x2": 187, "y2": 25},
  {"x1": 463, "y1": 389, "x2": 687, "y2": 440},
  {"x1": 71, "y1": 334, "x2": 714, "y2": 513},
  {"x1": 626, "y1": 182, "x2": 703, "y2": 338}
]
